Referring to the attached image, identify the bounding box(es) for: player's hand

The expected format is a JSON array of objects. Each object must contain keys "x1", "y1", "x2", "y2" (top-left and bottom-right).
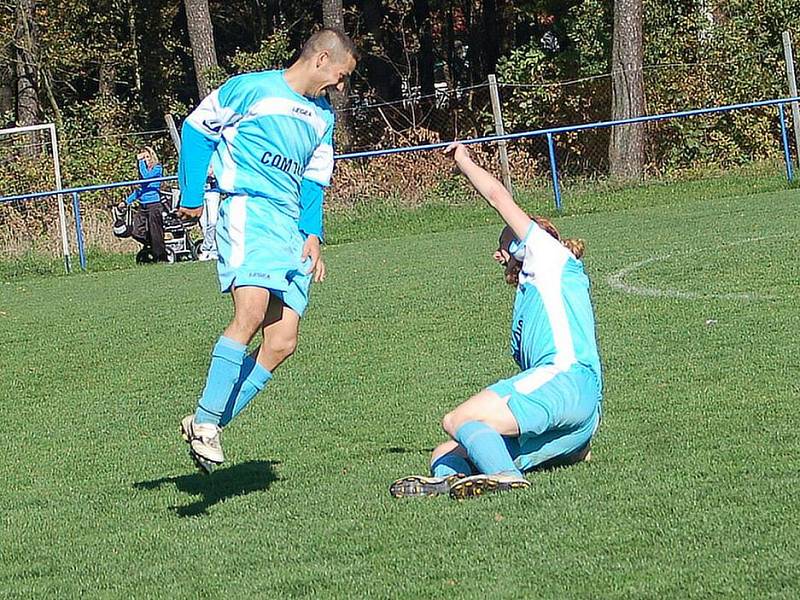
[
  {"x1": 177, "y1": 206, "x2": 203, "y2": 220},
  {"x1": 301, "y1": 235, "x2": 326, "y2": 282},
  {"x1": 444, "y1": 142, "x2": 471, "y2": 164},
  {"x1": 313, "y1": 255, "x2": 327, "y2": 283}
]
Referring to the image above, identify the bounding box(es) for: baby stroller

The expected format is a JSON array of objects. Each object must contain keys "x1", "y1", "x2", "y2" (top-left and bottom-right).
[{"x1": 112, "y1": 188, "x2": 203, "y2": 263}]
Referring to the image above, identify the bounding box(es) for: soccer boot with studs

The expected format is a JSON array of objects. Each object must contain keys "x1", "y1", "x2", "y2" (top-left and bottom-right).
[
  {"x1": 389, "y1": 474, "x2": 465, "y2": 498},
  {"x1": 449, "y1": 473, "x2": 530, "y2": 500}
]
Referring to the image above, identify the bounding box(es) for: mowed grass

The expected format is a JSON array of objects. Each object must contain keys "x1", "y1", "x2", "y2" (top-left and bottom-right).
[{"x1": 1, "y1": 188, "x2": 798, "y2": 598}]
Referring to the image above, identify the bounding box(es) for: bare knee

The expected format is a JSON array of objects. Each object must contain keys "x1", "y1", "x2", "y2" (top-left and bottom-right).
[
  {"x1": 264, "y1": 333, "x2": 298, "y2": 363},
  {"x1": 229, "y1": 311, "x2": 264, "y2": 341},
  {"x1": 441, "y1": 410, "x2": 465, "y2": 438}
]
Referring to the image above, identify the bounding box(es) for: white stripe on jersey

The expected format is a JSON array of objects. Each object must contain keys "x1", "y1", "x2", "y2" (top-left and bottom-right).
[
  {"x1": 303, "y1": 143, "x2": 334, "y2": 185},
  {"x1": 228, "y1": 195, "x2": 247, "y2": 268},
  {"x1": 216, "y1": 128, "x2": 239, "y2": 191},
  {"x1": 533, "y1": 268, "x2": 578, "y2": 370},
  {"x1": 186, "y1": 89, "x2": 242, "y2": 136},
  {"x1": 518, "y1": 221, "x2": 578, "y2": 373},
  {"x1": 246, "y1": 97, "x2": 328, "y2": 138}
]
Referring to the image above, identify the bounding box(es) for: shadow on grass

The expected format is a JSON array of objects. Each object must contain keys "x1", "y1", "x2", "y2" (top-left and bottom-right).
[{"x1": 133, "y1": 460, "x2": 280, "y2": 517}]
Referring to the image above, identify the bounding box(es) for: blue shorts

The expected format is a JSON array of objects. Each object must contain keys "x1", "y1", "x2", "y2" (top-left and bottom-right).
[
  {"x1": 489, "y1": 363, "x2": 601, "y2": 472},
  {"x1": 216, "y1": 194, "x2": 312, "y2": 317}
]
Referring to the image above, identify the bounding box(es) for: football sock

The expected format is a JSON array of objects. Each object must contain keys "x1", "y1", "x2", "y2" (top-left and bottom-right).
[
  {"x1": 219, "y1": 356, "x2": 272, "y2": 427},
  {"x1": 455, "y1": 421, "x2": 522, "y2": 477},
  {"x1": 195, "y1": 336, "x2": 247, "y2": 426},
  {"x1": 430, "y1": 451, "x2": 474, "y2": 478}
]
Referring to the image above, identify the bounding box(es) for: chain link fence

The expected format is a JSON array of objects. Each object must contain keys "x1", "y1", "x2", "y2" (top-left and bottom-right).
[{"x1": 0, "y1": 61, "x2": 796, "y2": 271}]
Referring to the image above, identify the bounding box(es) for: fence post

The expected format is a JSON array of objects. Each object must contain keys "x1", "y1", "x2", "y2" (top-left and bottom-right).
[
  {"x1": 165, "y1": 114, "x2": 182, "y2": 154},
  {"x1": 782, "y1": 31, "x2": 800, "y2": 168},
  {"x1": 488, "y1": 75, "x2": 513, "y2": 193},
  {"x1": 779, "y1": 104, "x2": 794, "y2": 182},
  {"x1": 546, "y1": 133, "x2": 562, "y2": 212},
  {"x1": 46, "y1": 123, "x2": 70, "y2": 274},
  {"x1": 71, "y1": 192, "x2": 87, "y2": 271}
]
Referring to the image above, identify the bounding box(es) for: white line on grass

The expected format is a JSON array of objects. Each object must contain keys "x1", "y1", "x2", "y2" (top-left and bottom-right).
[{"x1": 606, "y1": 234, "x2": 791, "y2": 301}]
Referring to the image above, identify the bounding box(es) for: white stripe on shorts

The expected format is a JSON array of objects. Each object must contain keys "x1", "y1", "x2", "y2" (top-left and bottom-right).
[
  {"x1": 228, "y1": 195, "x2": 247, "y2": 268},
  {"x1": 513, "y1": 364, "x2": 561, "y2": 395}
]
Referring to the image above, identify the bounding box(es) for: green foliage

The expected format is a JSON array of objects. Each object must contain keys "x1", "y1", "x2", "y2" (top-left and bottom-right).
[
  {"x1": 494, "y1": 0, "x2": 800, "y2": 175},
  {"x1": 641, "y1": 0, "x2": 800, "y2": 170},
  {"x1": 205, "y1": 30, "x2": 293, "y2": 89}
]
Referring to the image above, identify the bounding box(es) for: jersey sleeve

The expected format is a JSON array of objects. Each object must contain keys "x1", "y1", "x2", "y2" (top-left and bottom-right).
[
  {"x1": 298, "y1": 179, "x2": 324, "y2": 240},
  {"x1": 178, "y1": 76, "x2": 255, "y2": 208},
  {"x1": 302, "y1": 120, "x2": 335, "y2": 187}
]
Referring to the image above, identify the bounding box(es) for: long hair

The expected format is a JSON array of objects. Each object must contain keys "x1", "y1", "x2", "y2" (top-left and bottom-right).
[{"x1": 498, "y1": 217, "x2": 585, "y2": 286}]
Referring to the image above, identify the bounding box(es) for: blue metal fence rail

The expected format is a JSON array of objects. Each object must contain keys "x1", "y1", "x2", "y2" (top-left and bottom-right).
[{"x1": 2, "y1": 95, "x2": 798, "y2": 273}]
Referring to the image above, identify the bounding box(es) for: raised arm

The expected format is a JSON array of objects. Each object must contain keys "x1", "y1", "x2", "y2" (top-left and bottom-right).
[
  {"x1": 446, "y1": 143, "x2": 531, "y2": 242},
  {"x1": 138, "y1": 160, "x2": 162, "y2": 180}
]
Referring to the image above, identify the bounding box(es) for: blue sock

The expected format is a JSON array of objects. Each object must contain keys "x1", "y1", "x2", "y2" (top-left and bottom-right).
[
  {"x1": 219, "y1": 357, "x2": 272, "y2": 427},
  {"x1": 455, "y1": 421, "x2": 522, "y2": 476},
  {"x1": 430, "y1": 451, "x2": 474, "y2": 478},
  {"x1": 195, "y1": 336, "x2": 247, "y2": 425}
]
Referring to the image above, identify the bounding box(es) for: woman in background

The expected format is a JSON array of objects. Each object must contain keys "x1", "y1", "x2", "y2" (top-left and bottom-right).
[{"x1": 120, "y1": 146, "x2": 166, "y2": 262}]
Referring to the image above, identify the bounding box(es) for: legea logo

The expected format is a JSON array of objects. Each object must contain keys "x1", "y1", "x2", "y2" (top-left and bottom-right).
[{"x1": 292, "y1": 106, "x2": 312, "y2": 118}]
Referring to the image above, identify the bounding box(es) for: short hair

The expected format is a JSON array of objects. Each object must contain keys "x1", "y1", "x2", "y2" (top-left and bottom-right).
[{"x1": 300, "y1": 28, "x2": 359, "y2": 62}]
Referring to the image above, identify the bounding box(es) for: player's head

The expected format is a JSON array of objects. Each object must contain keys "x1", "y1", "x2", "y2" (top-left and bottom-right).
[
  {"x1": 143, "y1": 146, "x2": 159, "y2": 166},
  {"x1": 494, "y1": 225, "x2": 522, "y2": 286},
  {"x1": 494, "y1": 217, "x2": 585, "y2": 286},
  {"x1": 298, "y1": 28, "x2": 359, "y2": 97}
]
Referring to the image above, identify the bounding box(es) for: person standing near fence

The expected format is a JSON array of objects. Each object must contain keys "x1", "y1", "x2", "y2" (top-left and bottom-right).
[
  {"x1": 120, "y1": 146, "x2": 167, "y2": 262},
  {"x1": 198, "y1": 167, "x2": 220, "y2": 261},
  {"x1": 176, "y1": 28, "x2": 359, "y2": 473}
]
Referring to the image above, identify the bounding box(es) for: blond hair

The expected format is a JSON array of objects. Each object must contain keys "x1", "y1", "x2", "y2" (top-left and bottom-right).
[{"x1": 144, "y1": 146, "x2": 159, "y2": 165}]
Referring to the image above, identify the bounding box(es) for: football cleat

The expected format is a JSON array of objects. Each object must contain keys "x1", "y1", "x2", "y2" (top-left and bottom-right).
[
  {"x1": 389, "y1": 474, "x2": 465, "y2": 498},
  {"x1": 449, "y1": 473, "x2": 530, "y2": 500},
  {"x1": 189, "y1": 448, "x2": 220, "y2": 474},
  {"x1": 188, "y1": 422, "x2": 225, "y2": 474}
]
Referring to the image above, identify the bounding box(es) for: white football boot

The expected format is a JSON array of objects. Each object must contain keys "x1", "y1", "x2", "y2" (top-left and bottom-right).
[{"x1": 180, "y1": 416, "x2": 225, "y2": 474}]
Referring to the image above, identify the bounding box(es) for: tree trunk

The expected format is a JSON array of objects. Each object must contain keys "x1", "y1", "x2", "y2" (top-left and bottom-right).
[
  {"x1": 483, "y1": 0, "x2": 499, "y2": 75},
  {"x1": 609, "y1": 0, "x2": 645, "y2": 180},
  {"x1": 14, "y1": 0, "x2": 41, "y2": 129},
  {"x1": 413, "y1": 0, "x2": 435, "y2": 96},
  {"x1": 184, "y1": 0, "x2": 218, "y2": 99},
  {"x1": 128, "y1": 2, "x2": 142, "y2": 94},
  {"x1": 0, "y1": 39, "x2": 13, "y2": 116},
  {"x1": 322, "y1": 0, "x2": 354, "y2": 150},
  {"x1": 99, "y1": 60, "x2": 116, "y2": 97}
]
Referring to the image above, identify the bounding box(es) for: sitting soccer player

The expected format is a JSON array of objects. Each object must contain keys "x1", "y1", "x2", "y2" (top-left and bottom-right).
[{"x1": 390, "y1": 142, "x2": 603, "y2": 500}]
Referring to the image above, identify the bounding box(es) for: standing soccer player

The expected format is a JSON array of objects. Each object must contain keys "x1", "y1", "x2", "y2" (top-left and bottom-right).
[
  {"x1": 390, "y1": 143, "x2": 603, "y2": 499},
  {"x1": 177, "y1": 29, "x2": 358, "y2": 473}
]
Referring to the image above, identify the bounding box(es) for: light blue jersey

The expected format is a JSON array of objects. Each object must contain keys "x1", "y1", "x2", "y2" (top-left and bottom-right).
[
  {"x1": 486, "y1": 220, "x2": 603, "y2": 471},
  {"x1": 178, "y1": 70, "x2": 335, "y2": 220},
  {"x1": 177, "y1": 70, "x2": 335, "y2": 315},
  {"x1": 508, "y1": 221, "x2": 603, "y2": 395}
]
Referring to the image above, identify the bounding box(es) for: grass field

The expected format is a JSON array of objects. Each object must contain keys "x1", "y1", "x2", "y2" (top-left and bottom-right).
[{"x1": 1, "y1": 184, "x2": 798, "y2": 598}]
